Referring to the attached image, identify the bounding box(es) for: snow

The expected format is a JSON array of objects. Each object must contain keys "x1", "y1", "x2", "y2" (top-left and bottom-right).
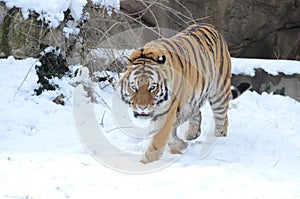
[
  {"x1": 232, "y1": 57, "x2": 300, "y2": 76},
  {"x1": 3, "y1": 0, "x2": 120, "y2": 28},
  {"x1": 1, "y1": 57, "x2": 300, "y2": 198},
  {"x1": 92, "y1": 0, "x2": 120, "y2": 16}
]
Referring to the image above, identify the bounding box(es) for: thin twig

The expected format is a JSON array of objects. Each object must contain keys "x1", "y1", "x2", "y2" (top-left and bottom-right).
[
  {"x1": 99, "y1": 110, "x2": 106, "y2": 126},
  {"x1": 87, "y1": 83, "x2": 111, "y2": 110},
  {"x1": 106, "y1": 126, "x2": 134, "y2": 134},
  {"x1": 14, "y1": 59, "x2": 39, "y2": 98}
]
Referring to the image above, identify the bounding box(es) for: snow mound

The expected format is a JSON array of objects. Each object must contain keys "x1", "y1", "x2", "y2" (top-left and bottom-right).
[{"x1": 232, "y1": 57, "x2": 300, "y2": 76}]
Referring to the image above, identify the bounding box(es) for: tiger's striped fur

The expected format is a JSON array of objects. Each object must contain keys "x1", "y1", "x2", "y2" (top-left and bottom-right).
[{"x1": 117, "y1": 24, "x2": 231, "y2": 163}]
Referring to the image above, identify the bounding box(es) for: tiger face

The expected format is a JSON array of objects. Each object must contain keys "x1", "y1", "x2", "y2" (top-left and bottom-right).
[{"x1": 118, "y1": 57, "x2": 170, "y2": 119}]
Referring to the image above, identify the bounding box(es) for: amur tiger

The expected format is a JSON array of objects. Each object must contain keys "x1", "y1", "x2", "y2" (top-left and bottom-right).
[{"x1": 117, "y1": 24, "x2": 231, "y2": 164}]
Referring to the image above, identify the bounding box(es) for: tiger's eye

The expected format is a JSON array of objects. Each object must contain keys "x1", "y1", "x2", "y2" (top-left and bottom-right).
[
  {"x1": 149, "y1": 85, "x2": 157, "y2": 92},
  {"x1": 130, "y1": 85, "x2": 137, "y2": 92}
]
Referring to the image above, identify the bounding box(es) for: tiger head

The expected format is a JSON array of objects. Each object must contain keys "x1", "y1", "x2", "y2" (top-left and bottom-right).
[{"x1": 117, "y1": 48, "x2": 170, "y2": 119}]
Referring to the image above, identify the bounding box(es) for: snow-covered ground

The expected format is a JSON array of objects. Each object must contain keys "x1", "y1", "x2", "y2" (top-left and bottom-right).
[{"x1": 0, "y1": 56, "x2": 300, "y2": 199}]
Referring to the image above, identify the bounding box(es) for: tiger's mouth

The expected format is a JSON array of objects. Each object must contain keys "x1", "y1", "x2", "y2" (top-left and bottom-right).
[{"x1": 133, "y1": 111, "x2": 154, "y2": 118}]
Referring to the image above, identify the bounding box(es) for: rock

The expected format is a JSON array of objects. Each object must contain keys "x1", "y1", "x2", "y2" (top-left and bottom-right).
[
  {"x1": 53, "y1": 94, "x2": 65, "y2": 105},
  {"x1": 0, "y1": 2, "x2": 78, "y2": 65},
  {"x1": 121, "y1": 0, "x2": 300, "y2": 60},
  {"x1": 231, "y1": 69, "x2": 300, "y2": 102},
  {"x1": 0, "y1": 0, "x2": 299, "y2": 63}
]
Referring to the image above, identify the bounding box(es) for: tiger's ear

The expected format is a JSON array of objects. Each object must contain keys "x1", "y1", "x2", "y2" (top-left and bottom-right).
[
  {"x1": 119, "y1": 56, "x2": 132, "y2": 72},
  {"x1": 157, "y1": 55, "x2": 166, "y2": 64},
  {"x1": 123, "y1": 56, "x2": 132, "y2": 65}
]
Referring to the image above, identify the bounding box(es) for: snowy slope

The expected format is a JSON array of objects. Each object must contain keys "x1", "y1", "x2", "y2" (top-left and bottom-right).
[{"x1": 0, "y1": 57, "x2": 300, "y2": 199}]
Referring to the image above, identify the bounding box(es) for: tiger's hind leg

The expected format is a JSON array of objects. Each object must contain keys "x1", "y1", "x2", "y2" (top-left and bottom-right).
[
  {"x1": 184, "y1": 111, "x2": 202, "y2": 141},
  {"x1": 208, "y1": 73, "x2": 231, "y2": 137},
  {"x1": 209, "y1": 89, "x2": 230, "y2": 137}
]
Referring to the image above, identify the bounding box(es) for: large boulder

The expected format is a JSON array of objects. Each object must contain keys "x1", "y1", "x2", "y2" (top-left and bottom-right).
[{"x1": 121, "y1": 0, "x2": 300, "y2": 60}]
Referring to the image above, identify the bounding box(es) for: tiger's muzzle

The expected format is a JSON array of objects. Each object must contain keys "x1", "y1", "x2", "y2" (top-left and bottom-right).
[{"x1": 133, "y1": 104, "x2": 154, "y2": 118}]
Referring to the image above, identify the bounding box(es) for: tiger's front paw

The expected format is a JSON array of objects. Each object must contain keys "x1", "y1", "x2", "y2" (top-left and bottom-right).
[
  {"x1": 140, "y1": 150, "x2": 162, "y2": 164},
  {"x1": 168, "y1": 138, "x2": 188, "y2": 154}
]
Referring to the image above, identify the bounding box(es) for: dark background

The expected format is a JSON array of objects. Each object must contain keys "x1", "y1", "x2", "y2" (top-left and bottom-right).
[{"x1": 122, "y1": 0, "x2": 300, "y2": 60}]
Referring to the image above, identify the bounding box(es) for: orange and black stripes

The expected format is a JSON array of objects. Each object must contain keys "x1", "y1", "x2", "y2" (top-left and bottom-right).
[{"x1": 117, "y1": 23, "x2": 232, "y2": 163}]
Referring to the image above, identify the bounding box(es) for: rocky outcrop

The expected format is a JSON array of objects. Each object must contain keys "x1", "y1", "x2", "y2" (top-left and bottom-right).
[
  {"x1": 0, "y1": 1, "x2": 127, "y2": 65},
  {"x1": 0, "y1": 3, "x2": 62, "y2": 58},
  {"x1": 232, "y1": 69, "x2": 300, "y2": 102},
  {"x1": 0, "y1": 1, "x2": 299, "y2": 62},
  {"x1": 0, "y1": 2, "x2": 81, "y2": 65},
  {"x1": 121, "y1": 0, "x2": 300, "y2": 60}
]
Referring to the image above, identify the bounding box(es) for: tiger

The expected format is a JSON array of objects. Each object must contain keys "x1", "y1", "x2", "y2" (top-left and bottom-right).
[{"x1": 117, "y1": 24, "x2": 231, "y2": 164}]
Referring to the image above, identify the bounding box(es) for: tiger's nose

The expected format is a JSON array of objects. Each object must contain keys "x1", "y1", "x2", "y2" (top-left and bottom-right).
[{"x1": 137, "y1": 104, "x2": 148, "y2": 110}]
